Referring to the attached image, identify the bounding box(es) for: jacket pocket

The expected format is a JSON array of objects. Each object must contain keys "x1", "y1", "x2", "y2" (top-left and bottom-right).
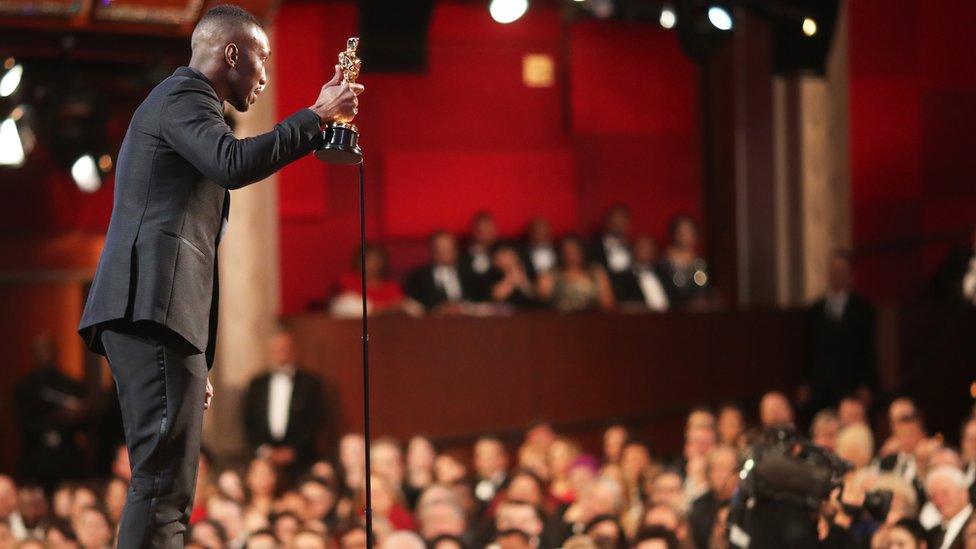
[{"x1": 160, "y1": 230, "x2": 206, "y2": 258}]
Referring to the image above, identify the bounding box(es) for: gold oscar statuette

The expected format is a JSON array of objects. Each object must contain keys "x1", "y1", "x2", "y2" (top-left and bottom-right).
[{"x1": 314, "y1": 37, "x2": 363, "y2": 165}]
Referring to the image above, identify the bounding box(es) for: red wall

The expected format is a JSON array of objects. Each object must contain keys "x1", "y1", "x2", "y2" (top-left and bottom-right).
[
  {"x1": 848, "y1": 1, "x2": 976, "y2": 301},
  {"x1": 273, "y1": 1, "x2": 702, "y2": 314}
]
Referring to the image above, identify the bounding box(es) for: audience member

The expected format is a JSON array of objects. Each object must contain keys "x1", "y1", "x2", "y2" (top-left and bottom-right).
[
  {"x1": 803, "y1": 249, "x2": 878, "y2": 411},
  {"x1": 404, "y1": 231, "x2": 473, "y2": 312},
  {"x1": 243, "y1": 328, "x2": 326, "y2": 475},
  {"x1": 489, "y1": 243, "x2": 540, "y2": 308},
  {"x1": 592, "y1": 204, "x2": 634, "y2": 298},
  {"x1": 759, "y1": 391, "x2": 795, "y2": 428},
  {"x1": 520, "y1": 217, "x2": 558, "y2": 281},
  {"x1": 656, "y1": 215, "x2": 709, "y2": 308},
  {"x1": 932, "y1": 226, "x2": 976, "y2": 307},
  {"x1": 330, "y1": 244, "x2": 411, "y2": 317},
  {"x1": 14, "y1": 336, "x2": 89, "y2": 491},
  {"x1": 537, "y1": 235, "x2": 615, "y2": 312},
  {"x1": 716, "y1": 405, "x2": 746, "y2": 451},
  {"x1": 688, "y1": 445, "x2": 738, "y2": 549},
  {"x1": 925, "y1": 466, "x2": 973, "y2": 548},
  {"x1": 811, "y1": 409, "x2": 841, "y2": 451},
  {"x1": 616, "y1": 235, "x2": 669, "y2": 312},
  {"x1": 462, "y1": 211, "x2": 500, "y2": 302}
]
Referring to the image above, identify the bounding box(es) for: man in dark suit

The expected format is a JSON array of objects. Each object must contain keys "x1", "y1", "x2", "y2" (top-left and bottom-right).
[
  {"x1": 924, "y1": 465, "x2": 973, "y2": 549},
  {"x1": 76, "y1": 6, "x2": 361, "y2": 547},
  {"x1": 802, "y1": 250, "x2": 877, "y2": 412},
  {"x1": 460, "y1": 211, "x2": 498, "y2": 301},
  {"x1": 243, "y1": 329, "x2": 325, "y2": 476},
  {"x1": 405, "y1": 231, "x2": 473, "y2": 312},
  {"x1": 591, "y1": 204, "x2": 633, "y2": 297},
  {"x1": 932, "y1": 227, "x2": 976, "y2": 307},
  {"x1": 14, "y1": 335, "x2": 89, "y2": 492}
]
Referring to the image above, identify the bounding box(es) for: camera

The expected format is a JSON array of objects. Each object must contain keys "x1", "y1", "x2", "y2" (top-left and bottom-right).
[{"x1": 728, "y1": 426, "x2": 892, "y2": 548}]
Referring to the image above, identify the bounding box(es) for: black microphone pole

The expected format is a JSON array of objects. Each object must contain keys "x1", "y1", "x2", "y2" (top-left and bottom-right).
[{"x1": 357, "y1": 160, "x2": 374, "y2": 548}]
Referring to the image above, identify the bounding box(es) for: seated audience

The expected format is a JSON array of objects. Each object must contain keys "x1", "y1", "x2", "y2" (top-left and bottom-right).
[
  {"x1": 537, "y1": 235, "x2": 615, "y2": 312},
  {"x1": 716, "y1": 404, "x2": 746, "y2": 451},
  {"x1": 688, "y1": 446, "x2": 738, "y2": 549},
  {"x1": 803, "y1": 249, "x2": 878, "y2": 412},
  {"x1": 591, "y1": 204, "x2": 635, "y2": 298},
  {"x1": 759, "y1": 391, "x2": 795, "y2": 428},
  {"x1": 616, "y1": 235, "x2": 669, "y2": 312},
  {"x1": 880, "y1": 398, "x2": 928, "y2": 484},
  {"x1": 462, "y1": 211, "x2": 500, "y2": 302},
  {"x1": 656, "y1": 215, "x2": 710, "y2": 308},
  {"x1": 489, "y1": 243, "x2": 540, "y2": 308},
  {"x1": 811, "y1": 409, "x2": 841, "y2": 451},
  {"x1": 924, "y1": 466, "x2": 973, "y2": 548},
  {"x1": 404, "y1": 231, "x2": 474, "y2": 312},
  {"x1": 243, "y1": 328, "x2": 326, "y2": 475},
  {"x1": 520, "y1": 217, "x2": 558, "y2": 280},
  {"x1": 330, "y1": 244, "x2": 411, "y2": 318}
]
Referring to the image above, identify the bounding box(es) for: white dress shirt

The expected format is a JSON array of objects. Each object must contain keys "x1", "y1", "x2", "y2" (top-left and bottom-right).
[
  {"x1": 636, "y1": 265, "x2": 669, "y2": 311},
  {"x1": 433, "y1": 265, "x2": 462, "y2": 301},
  {"x1": 267, "y1": 365, "x2": 296, "y2": 441},
  {"x1": 939, "y1": 504, "x2": 973, "y2": 549},
  {"x1": 529, "y1": 245, "x2": 556, "y2": 274},
  {"x1": 603, "y1": 235, "x2": 632, "y2": 273},
  {"x1": 825, "y1": 290, "x2": 849, "y2": 322}
]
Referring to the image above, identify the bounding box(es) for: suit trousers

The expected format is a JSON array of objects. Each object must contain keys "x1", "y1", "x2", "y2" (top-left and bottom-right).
[{"x1": 100, "y1": 321, "x2": 207, "y2": 548}]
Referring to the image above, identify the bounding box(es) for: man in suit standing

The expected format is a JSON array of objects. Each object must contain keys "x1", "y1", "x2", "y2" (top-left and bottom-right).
[
  {"x1": 243, "y1": 329, "x2": 325, "y2": 476},
  {"x1": 76, "y1": 6, "x2": 362, "y2": 546},
  {"x1": 802, "y1": 250, "x2": 878, "y2": 412}
]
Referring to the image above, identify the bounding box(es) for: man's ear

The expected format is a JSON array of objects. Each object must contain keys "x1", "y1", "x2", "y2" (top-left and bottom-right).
[{"x1": 224, "y1": 43, "x2": 239, "y2": 68}]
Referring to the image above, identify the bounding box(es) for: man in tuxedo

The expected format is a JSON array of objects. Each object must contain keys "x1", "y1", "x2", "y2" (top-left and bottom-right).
[
  {"x1": 520, "y1": 216, "x2": 557, "y2": 281},
  {"x1": 405, "y1": 231, "x2": 472, "y2": 312},
  {"x1": 802, "y1": 250, "x2": 878, "y2": 411},
  {"x1": 878, "y1": 398, "x2": 927, "y2": 492},
  {"x1": 688, "y1": 445, "x2": 738, "y2": 549},
  {"x1": 592, "y1": 204, "x2": 633, "y2": 297},
  {"x1": 925, "y1": 465, "x2": 973, "y2": 549},
  {"x1": 76, "y1": 6, "x2": 361, "y2": 546},
  {"x1": 461, "y1": 211, "x2": 498, "y2": 301},
  {"x1": 243, "y1": 329, "x2": 325, "y2": 475},
  {"x1": 615, "y1": 235, "x2": 669, "y2": 312}
]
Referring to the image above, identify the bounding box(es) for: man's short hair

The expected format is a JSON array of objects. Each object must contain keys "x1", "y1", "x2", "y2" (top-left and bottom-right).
[{"x1": 196, "y1": 4, "x2": 261, "y2": 31}]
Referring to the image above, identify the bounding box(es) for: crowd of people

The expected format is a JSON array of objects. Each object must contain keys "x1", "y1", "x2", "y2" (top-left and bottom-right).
[
  {"x1": 327, "y1": 207, "x2": 712, "y2": 317},
  {"x1": 2, "y1": 389, "x2": 976, "y2": 549}
]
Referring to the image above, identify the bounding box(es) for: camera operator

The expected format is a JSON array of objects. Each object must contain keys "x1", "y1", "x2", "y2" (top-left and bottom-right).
[{"x1": 728, "y1": 426, "x2": 894, "y2": 549}]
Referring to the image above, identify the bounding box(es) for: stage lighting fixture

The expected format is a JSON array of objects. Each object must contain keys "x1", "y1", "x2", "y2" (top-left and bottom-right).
[
  {"x1": 802, "y1": 17, "x2": 817, "y2": 36},
  {"x1": 1, "y1": 60, "x2": 23, "y2": 97},
  {"x1": 660, "y1": 4, "x2": 677, "y2": 29},
  {"x1": 707, "y1": 6, "x2": 733, "y2": 31},
  {"x1": 0, "y1": 105, "x2": 34, "y2": 167},
  {"x1": 0, "y1": 117, "x2": 25, "y2": 166},
  {"x1": 71, "y1": 154, "x2": 102, "y2": 192},
  {"x1": 489, "y1": 0, "x2": 528, "y2": 23}
]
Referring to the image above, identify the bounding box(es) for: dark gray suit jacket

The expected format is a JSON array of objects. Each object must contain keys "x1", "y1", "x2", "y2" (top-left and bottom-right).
[{"x1": 79, "y1": 66, "x2": 322, "y2": 367}]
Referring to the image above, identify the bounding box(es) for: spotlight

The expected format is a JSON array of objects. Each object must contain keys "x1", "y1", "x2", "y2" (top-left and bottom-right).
[
  {"x1": 71, "y1": 154, "x2": 102, "y2": 192},
  {"x1": 707, "y1": 6, "x2": 733, "y2": 31},
  {"x1": 802, "y1": 17, "x2": 817, "y2": 37},
  {"x1": 0, "y1": 117, "x2": 25, "y2": 166},
  {"x1": 489, "y1": 0, "x2": 528, "y2": 24},
  {"x1": 660, "y1": 4, "x2": 677, "y2": 29},
  {"x1": 1, "y1": 61, "x2": 23, "y2": 98}
]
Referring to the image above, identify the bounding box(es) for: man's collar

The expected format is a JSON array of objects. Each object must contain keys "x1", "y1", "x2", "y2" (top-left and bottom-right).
[
  {"x1": 271, "y1": 363, "x2": 296, "y2": 376},
  {"x1": 174, "y1": 66, "x2": 218, "y2": 95}
]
